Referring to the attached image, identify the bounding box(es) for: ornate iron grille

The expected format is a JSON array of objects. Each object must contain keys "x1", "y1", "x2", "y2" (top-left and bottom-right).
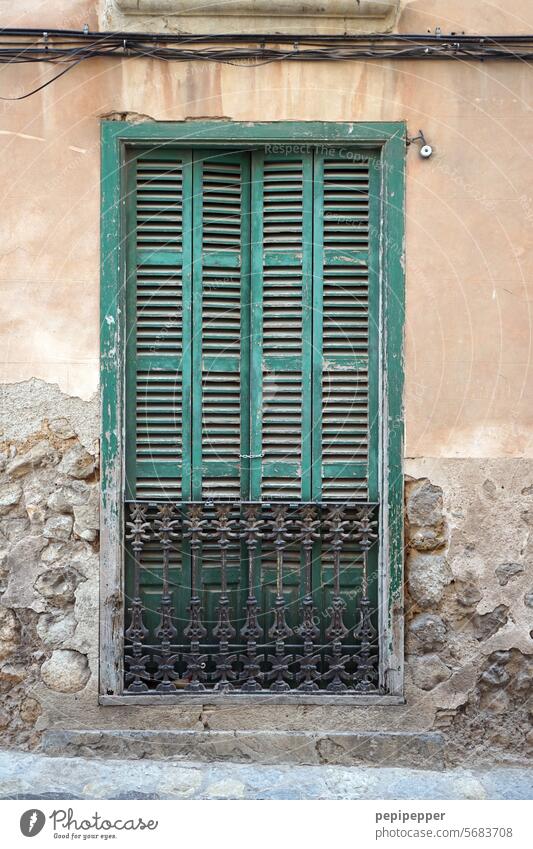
[{"x1": 124, "y1": 501, "x2": 380, "y2": 695}]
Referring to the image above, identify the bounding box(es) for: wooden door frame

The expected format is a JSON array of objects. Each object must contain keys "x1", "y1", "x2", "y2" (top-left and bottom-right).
[{"x1": 99, "y1": 120, "x2": 406, "y2": 704}]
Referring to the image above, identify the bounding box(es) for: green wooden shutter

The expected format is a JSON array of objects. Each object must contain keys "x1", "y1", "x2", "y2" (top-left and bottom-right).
[
  {"x1": 250, "y1": 152, "x2": 314, "y2": 501},
  {"x1": 310, "y1": 151, "x2": 380, "y2": 632},
  {"x1": 125, "y1": 147, "x2": 192, "y2": 500},
  {"x1": 191, "y1": 151, "x2": 251, "y2": 501},
  {"x1": 189, "y1": 152, "x2": 250, "y2": 634},
  {"x1": 312, "y1": 151, "x2": 379, "y2": 502},
  {"x1": 126, "y1": 146, "x2": 378, "y2": 506}
]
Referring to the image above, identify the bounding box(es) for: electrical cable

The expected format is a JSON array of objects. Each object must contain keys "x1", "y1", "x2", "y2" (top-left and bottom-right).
[{"x1": 1, "y1": 29, "x2": 533, "y2": 100}]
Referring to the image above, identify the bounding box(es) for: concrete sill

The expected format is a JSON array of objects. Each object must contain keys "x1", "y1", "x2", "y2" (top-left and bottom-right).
[
  {"x1": 107, "y1": 1, "x2": 400, "y2": 36},
  {"x1": 100, "y1": 693, "x2": 406, "y2": 706},
  {"x1": 116, "y1": 0, "x2": 397, "y2": 16}
]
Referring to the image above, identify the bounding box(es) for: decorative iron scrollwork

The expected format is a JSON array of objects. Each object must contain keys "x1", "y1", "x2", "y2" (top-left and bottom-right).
[
  {"x1": 124, "y1": 503, "x2": 151, "y2": 693},
  {"x1": 123, "y1": 500, "x2": 380, "y2": 695},
  {"x1": 239, "y1": 504, "x2": 264, "y2": 692},
  {"x1": 324, "y1": 506, "x2": 351, "y2": 643},
  {"x1": 152, "y1": 503, "x2": 179, "y2": 692},
  {"x1": 352, "y1": 505, "x2": 379, "y2": 692},
  {"x1": 212, "y1": 504, "x2": 238, "y2": 691}
]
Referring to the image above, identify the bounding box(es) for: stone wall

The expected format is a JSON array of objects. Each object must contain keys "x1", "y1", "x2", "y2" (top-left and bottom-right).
[
  {"x1": 0, "y1": 381, "x2": 99, "y2": 749},
  {"x1": 404, "y1": 460, "x2": 533, "y2": 766},
  {"x1": 0, "y1": 384, "x2": 530, "y2": 765}
]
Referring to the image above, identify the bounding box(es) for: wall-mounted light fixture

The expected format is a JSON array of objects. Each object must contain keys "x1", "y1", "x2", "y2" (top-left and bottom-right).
[{"x1": 408, "y1": 130, "x2": 433, "y2": 158}]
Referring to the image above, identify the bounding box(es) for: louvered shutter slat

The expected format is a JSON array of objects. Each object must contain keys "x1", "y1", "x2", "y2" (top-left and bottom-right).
[
  {"x1": 125, "y1": 149, "x2": 192, "y2": 500},
  {"x1": 250, "y1": 152, "x2": 313, "y2": 502},
  {"x1": 192, "y1": 152, "x2": 250, "y2": 501},
  {"x1": 313, "y1": 153, "x2": 379, "y2": 502}
]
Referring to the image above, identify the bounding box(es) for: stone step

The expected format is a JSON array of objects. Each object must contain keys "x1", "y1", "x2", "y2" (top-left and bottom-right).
[{"x1": 41, "y1": 729, "x2": 445, "y2": 768}]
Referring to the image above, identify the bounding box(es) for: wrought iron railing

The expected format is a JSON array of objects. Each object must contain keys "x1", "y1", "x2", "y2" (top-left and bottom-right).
[{"x1": 124, "y1": 501, "x2": 379, "y2": 695}]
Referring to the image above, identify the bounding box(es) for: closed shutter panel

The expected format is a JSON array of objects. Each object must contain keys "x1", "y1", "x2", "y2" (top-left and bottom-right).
[
  {"x1": 312, "y1": 151, "x2": 379, "y2": 503},
  {"x1": 311, "y1": 151, "x2": 380, "y2": 633},
  {"x1": 250, "y1": 151, "x2": 314, "y2": 502},
  {"x1": 191, "y1": 151, "x2": 251, "y2": 501},
  {"x1": 125, "y1": 147, "x2": 193, "y2": 500},
  {"x1": 189, "y1": 152, "x2": 250, "y2": 635}
]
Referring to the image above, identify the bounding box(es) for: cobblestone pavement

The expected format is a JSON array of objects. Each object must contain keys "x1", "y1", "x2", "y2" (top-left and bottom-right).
[{"x1": 0, "y1": 750, "x2": 531, "y2": 800}]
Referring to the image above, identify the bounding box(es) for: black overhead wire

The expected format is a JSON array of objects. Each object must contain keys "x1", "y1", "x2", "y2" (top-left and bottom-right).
[{"x1": 1, "y1": 28, "x2": 533, "y2": 100}]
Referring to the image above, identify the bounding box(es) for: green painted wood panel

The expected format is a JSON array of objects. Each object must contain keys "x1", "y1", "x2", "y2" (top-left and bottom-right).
[
  {"x1": 191, "y1": 150, "x2": 251, "y2": 501},
  {"x1": 250, "y1": 152, "x2": 314, "y2": 502},
  {"x1": 312, "y1": 150, "x2": 379, "y2": 502},
  {"x1": 125, "y1": 146, "x2": 193, "y2": 501}
]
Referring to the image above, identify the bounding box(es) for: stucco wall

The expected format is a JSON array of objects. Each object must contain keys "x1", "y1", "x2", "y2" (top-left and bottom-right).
[
  {"x1": 1, "y1": 0, "x2": 533, "y2": 457},
  {"x1": 0, "y1": 0, "x2": 531, "y2": 764}
]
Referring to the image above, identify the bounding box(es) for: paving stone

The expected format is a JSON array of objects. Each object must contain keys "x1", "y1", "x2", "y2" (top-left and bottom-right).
[
  {"x1": 204, "y1": 779, "x2": 246, "y2": 799},
  {"x1": 0, "y1": 750, "x2": 531, "y2": 801}
]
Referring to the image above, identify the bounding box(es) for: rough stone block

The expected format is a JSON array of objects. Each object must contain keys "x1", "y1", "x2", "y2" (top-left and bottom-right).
[
  {"x1": 34, "y1": 566, "x2": 85, "y2": 608},
  {"x1": 43, "y1": 515, "x2": 73, "y2": 542},
  {"x1": 59, "y1": 446, "x2": 96, "y2": 480},
  {"x1": 455, "y1": 575, "x2": 482, "y2": 607},
  {"x1": 0, "y1": 607, "x2": 20, "y2": 660},
  {"x1": 48, "y1": 418, "x2": 77, "y2": 440},
  {"x1": 406, "y1": 480, "x2": 446, "y2": 551},
  {"x1": 410, "y1": 654, "x2": 452, "y2": 691},
  {"x1": 36, "y1": 611, "x2": 77, "y2": 647},
  {"x1": 0, "y1": 663, "x2": 25, "y2": 684},
  {"x1": 408, "y1": 614, "x2": 446, "y2": 653},
  {"x1": 473, "y1": 605, "x2": 509, "y2": 641},
  {"x1": 40, "y1": 650, "x2": 90, "y2": 693},
  {"x1": 19, "y1": 697, "x2": 42, "y2": 725},
  {"x1": 407, "y1": 554, "x2": 452, "y2": 608},
  {"x1": 3, "y1": 535, "x2": 48, "y2": 611},
  {"x1": 6, "y1": 442, "x2": 59, "y2": 479},
  {"x1": 495, "y1": 562, "x2": 525, "y2": 586},
  {"x1": 407, "y1": 480, "x2": 444, "y2": 528},
  {"x1": 0, "y1": 483, "x2": 22, "y2": 515},
  {"x1": 73, "y1": 490, "x2": 99, "y2": 542}
]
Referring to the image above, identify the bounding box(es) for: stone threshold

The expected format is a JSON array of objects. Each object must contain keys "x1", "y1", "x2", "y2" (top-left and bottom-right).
[
  {"x1": 99, "y1": 693, "x2": 405, "y2": 706},
  {"x1": 41, "y1": 729, "x2": 445, "y2": 769}
]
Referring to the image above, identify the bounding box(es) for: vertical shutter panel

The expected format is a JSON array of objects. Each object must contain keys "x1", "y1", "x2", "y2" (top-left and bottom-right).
[
  {"x1": 250, "y1": 152, "x2": 313, "y2": 501},
  {"x1": 125, "y1": 148, "x2": 192, "y2": 500},
  {"x1": 192, "y1": 152, "x2": 251, "y2": 500},
  {"x1": 312, "y1": 152, "x2": 379, "y2": 502}
]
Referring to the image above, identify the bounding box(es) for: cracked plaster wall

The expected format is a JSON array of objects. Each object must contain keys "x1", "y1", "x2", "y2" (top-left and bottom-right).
[{"x1": 0, "y1": 0, "x2": 532, "y2": 765}]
